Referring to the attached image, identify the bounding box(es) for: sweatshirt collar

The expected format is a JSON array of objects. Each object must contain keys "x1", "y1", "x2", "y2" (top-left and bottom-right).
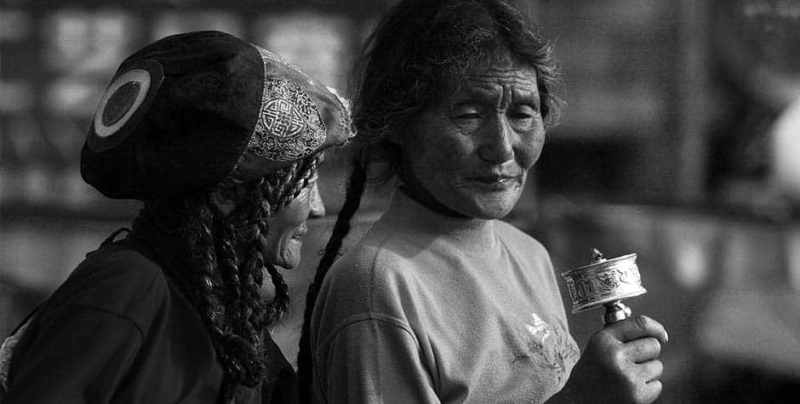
[{"x1": 379, "y1": 188, "x2": 499, "y2": 254}]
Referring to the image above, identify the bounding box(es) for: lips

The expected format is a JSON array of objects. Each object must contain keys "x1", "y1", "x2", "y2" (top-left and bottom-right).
[
  {"x1": 293, "y1": 225, "x2": 308, "y2": 239},
  {"x1": 468, "y1": 173, "x2": 523, "y2": 186},
  {"x1": 472, "y1": 174, "x2": 520, "y2": 182}
]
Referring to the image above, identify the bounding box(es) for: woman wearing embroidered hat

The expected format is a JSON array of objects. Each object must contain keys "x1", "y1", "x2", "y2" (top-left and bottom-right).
[{"x1": 0, "y1": 30, "x2": 353, "y2": 403}]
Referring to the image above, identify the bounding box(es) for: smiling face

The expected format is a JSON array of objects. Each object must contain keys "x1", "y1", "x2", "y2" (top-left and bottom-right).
[
  {"x1": 264, "y1": 180, "x2": 326, "y2": 269},
  {"x1": 398, "y1": 63, "x2": 545, "y2": 219}
]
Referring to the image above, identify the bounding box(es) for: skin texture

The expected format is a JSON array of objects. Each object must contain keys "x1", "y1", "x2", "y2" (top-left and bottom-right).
[
  {"x1": 396, "y1": 63, "x2": 545, "y2": 220},
  {"x1": 263, "y1": 181, "x2": 326, "y2": 269}
]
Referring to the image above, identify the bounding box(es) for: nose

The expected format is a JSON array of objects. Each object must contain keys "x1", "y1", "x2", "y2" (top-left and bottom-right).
[
  {"x1": 477, "y1": 115, "x2": 514, "y2": 164},
  {"x1": 308, "y1": 182, "x2": 326, "y2": 218}
]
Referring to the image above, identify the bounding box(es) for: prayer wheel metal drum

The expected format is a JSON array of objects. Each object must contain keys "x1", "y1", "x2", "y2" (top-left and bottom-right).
[{"x1": 561, "y1": 249, "x2": 647, "y2": 324}]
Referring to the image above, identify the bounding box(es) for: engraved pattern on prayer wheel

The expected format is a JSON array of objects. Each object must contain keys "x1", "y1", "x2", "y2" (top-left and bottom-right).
[{"x1": 561, "y1": 249, "x2": 647, "y2": 324}]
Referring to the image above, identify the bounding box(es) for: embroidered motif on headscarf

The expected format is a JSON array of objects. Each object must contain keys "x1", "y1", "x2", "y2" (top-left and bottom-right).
[{"x1": 247, "y1": 56, "x2": 326, "y2": 162}]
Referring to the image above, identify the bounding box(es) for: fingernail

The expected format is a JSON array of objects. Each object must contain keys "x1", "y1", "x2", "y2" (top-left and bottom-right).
[{"x1": 664, "y1": 331, "x2": 669, "y2": 343}]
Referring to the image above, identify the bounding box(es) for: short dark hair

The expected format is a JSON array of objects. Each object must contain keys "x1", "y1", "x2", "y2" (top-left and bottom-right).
[{"x1": 352, "y1": 0, "x2": 561, "y2": 181}]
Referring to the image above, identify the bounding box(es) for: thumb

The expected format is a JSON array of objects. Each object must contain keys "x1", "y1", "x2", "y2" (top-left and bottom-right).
[{"x1": 605, "y1": 314, "x2": 668, "y2": 344}]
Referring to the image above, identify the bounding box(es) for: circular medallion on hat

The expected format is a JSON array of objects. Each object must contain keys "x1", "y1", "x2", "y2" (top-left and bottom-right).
[{"x1": 87, "y1": 59, "x2": 164, "y2": 152}]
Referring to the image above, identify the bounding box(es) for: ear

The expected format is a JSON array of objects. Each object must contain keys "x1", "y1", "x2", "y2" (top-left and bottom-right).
[{"x1": 210, "y1": 184, "x2": 244, "y2": 218}]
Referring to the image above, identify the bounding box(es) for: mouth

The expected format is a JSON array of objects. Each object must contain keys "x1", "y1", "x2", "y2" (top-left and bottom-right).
[
  {"x1": 468, "y1": 174, "x2": 523, "y2": 189},
  {"x1": 292, "y1": 226, "x2": 308, "y2": 240}
]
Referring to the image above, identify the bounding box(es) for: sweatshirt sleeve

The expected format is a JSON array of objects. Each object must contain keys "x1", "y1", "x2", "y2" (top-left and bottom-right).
[
  {"x1": 2, "y1": 304, "x2": 144, "y2": 403},
  {"x1": 314, "y1": 313, "x2": 439, "y2": 404}
]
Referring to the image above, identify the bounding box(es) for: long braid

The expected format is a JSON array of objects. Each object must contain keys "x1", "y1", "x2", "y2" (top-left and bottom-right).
[
  {"x1": 264, "y1": 261, "x2": 291, "y2": 325},
  {"x1": 218, "y1": 218, "x2": 262, "y2": 351},
  {"x1": 211, "y1": 173, "x2": 300, "y2": 400},
  {"x1": 297, "y1": 156, "x2": 368, "y2": 402},
  {"x1": 239, "y1": 205, "x2": 270, "y2": 331},
  {"x1": 214, "y1": 218, "x2": 269, "y2": 390},
  {"x1": 215, "y1": 222, "x2": 242, "y2": 322},
  {"x1": 181, "y1": 199, "x2": 264, "y2": 398},
  {"x1": 140, "y1": 198, "x2": 248, "y2": 397},
  {"x1": 137, "y1": 153, "x2": 320, "y2": 402},
  {"x1": 244, "y1": 209, "x2": 288, "y2": 327},
  {"x1": 175, "y1": 199, "x2": 226, "y2": 342},
  {"x1": 141, "y1": 195, "x2": 263, "y2": 403}
]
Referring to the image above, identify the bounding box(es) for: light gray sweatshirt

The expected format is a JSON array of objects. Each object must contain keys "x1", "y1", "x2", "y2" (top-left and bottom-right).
[{"x1": 311, "y1": 190, "x2": 579, "y2": 403}]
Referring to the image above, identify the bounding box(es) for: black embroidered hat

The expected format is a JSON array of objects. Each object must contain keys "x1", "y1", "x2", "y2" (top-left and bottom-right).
[{"x1": 81, "y1": 30, "x2": 353, "y2": 200}]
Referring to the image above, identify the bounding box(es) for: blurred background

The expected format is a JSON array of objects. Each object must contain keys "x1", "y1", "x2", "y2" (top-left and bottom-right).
[{"x1": 1, "y1": 0, "x2": 800, "y2": 402}]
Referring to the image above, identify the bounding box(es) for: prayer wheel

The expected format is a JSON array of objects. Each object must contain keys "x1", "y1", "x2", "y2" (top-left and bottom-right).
[{"x1": 561, "y1": 248, "x2": 647, "y2": 325}]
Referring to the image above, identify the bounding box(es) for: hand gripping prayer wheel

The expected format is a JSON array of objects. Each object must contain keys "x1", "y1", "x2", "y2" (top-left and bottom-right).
[{"x1": 561, "y1": 248, "x2": 647, "y2": 325}]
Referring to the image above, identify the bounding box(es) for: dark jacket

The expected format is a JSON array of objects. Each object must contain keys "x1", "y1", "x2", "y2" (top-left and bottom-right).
[{"x1": 1, "y1": 232, "x2": 296, "y2": 404}]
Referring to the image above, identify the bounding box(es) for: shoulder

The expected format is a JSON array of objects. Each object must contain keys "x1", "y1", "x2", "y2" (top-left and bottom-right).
[
  {"x1": 330, "y1": 217, "x2": 413, "y2": 271},
  {"x1": 325, "y1": 223, "x2": 421, "y2": 294},
  {"x1": 42, "y1": 238, "x2": 170, "y2": 322},
  {"x1": 313, "y1": 224, "x2": 421, "y2": 327}
]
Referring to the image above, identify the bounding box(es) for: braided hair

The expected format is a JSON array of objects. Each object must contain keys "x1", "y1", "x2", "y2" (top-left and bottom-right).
[
  {"x1": 296, "y1": 0, "x2": 560, "y2": 401},
  {"x1": 138, "y1": 154, "x2": 320, "y2": 403}
]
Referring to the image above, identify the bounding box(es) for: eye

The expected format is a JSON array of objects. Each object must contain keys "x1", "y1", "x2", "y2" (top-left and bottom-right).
[
  {"x1": 512, "y1": 105, "x2": 538, "y2": 118},
  {"x1": 445, "y1": 106, "x2": 481, "y2": 132},
  {"x1": 447, "y1": 102, "x2": 482, "y2": 120},
  {"x1": 509, "y1": 105, "x2": 540, "y2": 129},
  {"x1": 453, "y1": 114, "x2": 481, "y2": 127},
  {"x1": 451, "y1": 110, "x2": 482, "y2": 121}
]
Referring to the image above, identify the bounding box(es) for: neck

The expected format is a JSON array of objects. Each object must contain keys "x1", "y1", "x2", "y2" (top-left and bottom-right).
[
  {"x1": 384, "y1": 189, "x2": 497, "y2": 254},
  {"x1": 398, "y1": 172, "x2": 466, "y2": 218}
]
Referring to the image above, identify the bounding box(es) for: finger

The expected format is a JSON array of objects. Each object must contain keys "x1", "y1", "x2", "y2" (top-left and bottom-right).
[
  {"x1": 624, "y1": 337, "x2": 662, "y2": 363},
  {"x1": 637, "y1": 379, "x2": 663, "y2": 404},
  {"x1": 638, "y1": 359, "x2": 664, "y2": 383},
  {"x1": 607, "y1": 315, "x2": 668, "y2": 344}
]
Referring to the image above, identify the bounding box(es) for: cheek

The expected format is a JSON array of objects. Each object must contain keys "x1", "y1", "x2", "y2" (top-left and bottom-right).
[
  {"x1": 264, "y1": 220, "x2": 294, "y2": 257},
  {"x1": 518, "y1": 129, "x2": 546, "y2": 168},
  {"x1": 406, "y1": 114, "x2": 473, "y2": 174},
  {"x1": 264, "y1": 228, "x2": 284, "y2": 253},
  {"x1": 412, "y1": 133, "x2": 473, "y2": 176},
  {"x1": 523, "y1": 140, "x2": 544, "y2": 168}
]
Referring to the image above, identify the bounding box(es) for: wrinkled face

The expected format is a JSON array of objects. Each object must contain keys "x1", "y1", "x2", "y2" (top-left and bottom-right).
[
  {"x1": 399, "y1": 63, "x2": 545, "y2": 219},
  {"x1": 264, "y1": 180, "x2": 326, "y2": 269}
]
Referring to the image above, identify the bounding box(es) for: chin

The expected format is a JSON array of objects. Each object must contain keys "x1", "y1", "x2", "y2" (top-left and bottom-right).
[
  {"x1": 468, "y1": 206, "x2": 515, "y2": 220},
  {"x1": 279, "y1": 251, "x2": 303, "y2": 270},
  {"x1": 454, "y1": 193, "x2": 520, "y2": 219},
  {"x1": 273, "y1": 257, "x2": 299, "y2": 270}
]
